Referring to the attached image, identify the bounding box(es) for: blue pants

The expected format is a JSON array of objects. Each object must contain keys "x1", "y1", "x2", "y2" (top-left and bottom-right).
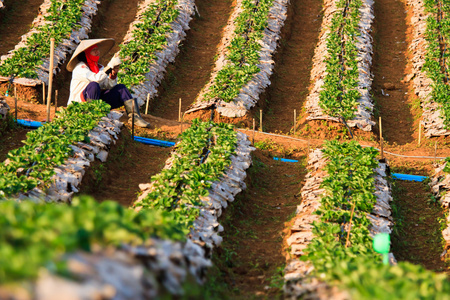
[{"x1": 83, "y1": 82, "x2": 133, "y2": 109}]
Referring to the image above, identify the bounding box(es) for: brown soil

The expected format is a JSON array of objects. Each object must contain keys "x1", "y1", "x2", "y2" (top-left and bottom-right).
[
  {"x1": 263, "y1": 0, "x2": 323, "y2": 134},
  {"x1": 77, "y1": 128, "x2": 171, "y2": 207},
  {"x1": 371, "y1": 0, "x2": 415, "y2": 145},
  {"x1": 0, "y1": 0, "x2": 43, "y2": 56},
  {"x1": 0, "y1": 127, "x2": 29, "y2": 162},
  {"x1": 391, "y1": 179, "x2": 450, "y2": 273},
  {"x1": 2, "y1": 96, "x2": 57, "y2": 122},
  {"x1": 211, "y1": 149, "x2": 306, "y2": 298},
  {"x1": 151, "y1": 0, "x2": 234, "y2": 120}
]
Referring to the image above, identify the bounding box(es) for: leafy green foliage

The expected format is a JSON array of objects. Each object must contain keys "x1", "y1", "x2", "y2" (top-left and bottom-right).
[
  {"x1": 0, "y1": 101, "x2": 110, "y2": 199},
  {"x1": 118, "y1": 0, "x2": 179, "y2": 87},
  {"x1": 422, "y1": 0, "x2": 450, "y2": 129},
  {"x1": 302, "y1": 141, "x2": 450, "y2": 299},
  {"x1": 0, "y1": 0, "x2": 85, "y2": 78},
  {"x1": 201, "y1": 0, "x2": 273, "y2": 103},
  {"x1": 319, "y1": 0, "x2": 361, "y2": 121},
  {"x1": 0, "y1": 196, "x2": 187, "y2": 282},
  {"x1": 135, "y1": 119, "x2": 237, "y2": 230}
]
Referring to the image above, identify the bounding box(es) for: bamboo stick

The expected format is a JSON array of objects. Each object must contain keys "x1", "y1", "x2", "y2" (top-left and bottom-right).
[
  {"x1": 14, "y1": 93, "x2": 17, "y2": 121},
  {"x1": 379, "y1": 117, "x2": 384, "y2": 159},
  {"x1": 42, "y1": 82, "x2": 45, "y2": 104},
  {"x1": 260, "y1": 110, "x2": 263, "y2": 132},
  {"x1": 179, "y1": 98, "x2": 182, "y2": 122},
  {"x1": 54, "y1": 90, "x2": 58, "y2": 114},
  {"x1": 132, "y1": 100, "x2": 135, "y2": 138},
  {"x1": 252, "y1": 118, "x2": 255, "y2": 144},
  {"x1": 145, "y1": 93, "x2": 150, "y2": 115},
  {"x1": 435, "y1": 141, "x2": 438, "y2": 162},
  {"x1": 345, "y1": 199, "x2": 357, "y2": 248},
  {"x1": 46, "y1": 38, "x2": 55, "y2": 122}
]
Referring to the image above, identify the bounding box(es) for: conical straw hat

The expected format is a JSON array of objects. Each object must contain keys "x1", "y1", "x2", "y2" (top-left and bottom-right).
[{"x1": 66, "y1": 38, "x2": 115, "y2": 72}]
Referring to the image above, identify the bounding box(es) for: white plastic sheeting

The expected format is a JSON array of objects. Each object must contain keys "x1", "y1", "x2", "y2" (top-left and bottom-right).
[
  {"x1": 0, "y1": 0, "x2": 101, "y2": 86},
  {"x1": 304, "y1": 0, "x2": 375, "y2": 131},
  {"x1": 429, "y1": 162, "x2": 450, "y2": 246},
  {"x1": 406, "y1": 0, "x2": 450, "y2": 137},
  {"x1": 112, "y1": 0, "x2": 195, "y2": 107},
  {"x1": 34, "y1": 239, "x2": 211, "y2": 299},
  {"x1": 284, "y1": 148, "x2": 394, "y2": 299},
  {"x1": 0, "y1": 97, "x2": 9, "y2": 120},
  {"x1": 185, "y1": 0, "x2": 289, "y2": 118}
]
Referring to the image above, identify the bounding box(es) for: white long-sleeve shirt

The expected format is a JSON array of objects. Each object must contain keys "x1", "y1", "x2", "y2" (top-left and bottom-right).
[{"x1": 67, "y1": 62, "x2": 117, "y2": 105}]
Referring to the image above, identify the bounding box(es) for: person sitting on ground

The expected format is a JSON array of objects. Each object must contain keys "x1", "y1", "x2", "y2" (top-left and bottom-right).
[{"x1": 66, "y1": 38, "x2": 150, "y2": 128}]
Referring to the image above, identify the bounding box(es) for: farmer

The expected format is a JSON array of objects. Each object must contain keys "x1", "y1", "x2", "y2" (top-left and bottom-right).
[{"x1": 66, "y1": 38, "x2": 150, "y2": 128}]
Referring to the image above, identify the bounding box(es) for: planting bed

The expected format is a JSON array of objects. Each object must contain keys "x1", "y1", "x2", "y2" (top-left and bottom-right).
[
  {"x1": 184, "y1": 0, "x2": 289, "y2": 122},
  {"x1": 407, "y1": 0, "x2": 450, "y2": 137},
  {"x1": 0, "y1": 0, "x2": 101, "y2": 87},
  {"x1": 303, "y1": 0, "x2": 375, "y2": 132},
  {"x1": 285, "y1": 142, "x2": 450, "y2": 299}
]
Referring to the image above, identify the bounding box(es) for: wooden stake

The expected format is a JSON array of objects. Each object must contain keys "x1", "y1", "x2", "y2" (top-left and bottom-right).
[
  {"x1": 145, "y1": 93, "x2": 150, "y2": 115},
  {"x1": 379, "y1": 117, "x2": 384, "y2": 159},
  {"x1": 179, "y1": 98, "x2": 182, "y2": 122},
  {"x1": 180, "y1": 121, "x2": 183, "y2": 134},
  {"x1": 132, "y1": 100, "x2": 135, "y2": 139},
  {"x1": 42, "y1": 82, "x2": 46, "y2": 104},
  {"x1": 435, "y1": 141, "x2": 438, "y2": 163},
  {"x1": 14, "y1": 93, "x2": 17, "y2": 121},
  {"x1": 418, "y1": 122, "x2": 422, "y2": 146},
  {"x1": 54, "y1": 90, "x2": 58, "y2": 114},
  {"x1": 259, "y1": 109, "x2": 263, "y2": 132},
  {"x1": 293, "y1": 109, "x2": 297, "y2": 135},
  {"x1": 46, "y1": 38, "x2": 55, "y2": 123},
  {"x1": 345, "y1": 199, "x2": 357, "y2": 248},
  {"x1": 252, "y1": 118, "x2": 255, "y2": 144},
  {"x1": 14, "y1": 85, "x2": 17, "y2": 99}
]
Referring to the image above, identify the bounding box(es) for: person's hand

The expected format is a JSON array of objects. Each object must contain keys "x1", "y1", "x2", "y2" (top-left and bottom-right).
[{"x1": 110, "y1": 65, "x2": 119, "y2": 78}]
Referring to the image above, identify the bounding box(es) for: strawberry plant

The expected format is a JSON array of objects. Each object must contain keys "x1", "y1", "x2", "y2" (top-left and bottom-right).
[
  {"x1": 135, "y1": 119, "x2": 237, "y2": 230},
  {"x1": 0, "y1": 196, "x2": 187, "y2": 282},
  {"x1": 301, "y1": 141, "x2": 450, "y2": 299},
  {"x1": 0, "y1": 0, "x2": 87, "y2": 79},
  {"x1": 118, "y1": 0, "x2": 180, "y2": 87},
  {"x1": 422, "y1": 0, "x2": 450, "y2": 129},
  {"x1": 200, "y1": 0, "x2": 273, "y2": 103},
  {"x1": 0, "y1": 101, "x2": 110, "y2": 199},
  {"x1": 318, "y1": 0, "x2": 362, "y2": 122}
]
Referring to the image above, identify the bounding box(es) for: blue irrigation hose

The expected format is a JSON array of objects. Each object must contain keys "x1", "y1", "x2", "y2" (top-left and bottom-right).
[
  {"x1": 133, "y1": 136, "x2": 175, "y2": 147},
  {"x1": 391, "y1": 173, "x2": 427, "y2": 182},
  {"x1": 16, "y1": 119, "x2": 43, "y2": 129},
  {"x1": 273, "y1": 157, "x2": 298, "y2": 163}
]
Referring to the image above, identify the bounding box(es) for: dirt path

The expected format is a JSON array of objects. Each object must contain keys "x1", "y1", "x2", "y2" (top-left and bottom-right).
[
  {"x1": 55, "y1": 0, "x2": 140, "y2": 107},
  {"x1": 0, "y1": 0, "x2": 43, "y2": 56},
  {"x1": 263, "y1": 0, "x2": 323, "y2": 134},
  {"x1": 391, "y1": 178, "x2": 449, "y2": 273},
  {"x1": 78, "y1": 129, "x2": 171, "y2": 207},
  {"x1": 151, "y1": 0, "x2": 234, "y2": 120},
  {"x1": 372, "y1": 0, "x2": 415, "y2": 145},
  {"x1": 207, "y1": 149, "x2": 306, "y2": 298}
]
